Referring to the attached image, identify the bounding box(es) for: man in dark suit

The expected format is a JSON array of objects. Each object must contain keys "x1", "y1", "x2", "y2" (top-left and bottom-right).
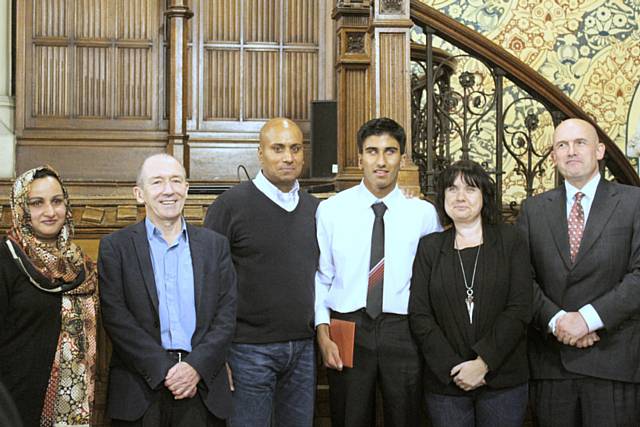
[
  {"x1": 98, "y1": 154, "x2": 237, "y2": 426},
  {"x1": 518, "y1": 118, "x2": 640, "y2": 426}
]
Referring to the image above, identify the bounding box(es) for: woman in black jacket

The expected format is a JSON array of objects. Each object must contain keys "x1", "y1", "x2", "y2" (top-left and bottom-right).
[
  {"x1": 0, "y1": 166, "x2": 98, "y2": 427},
  {"x1": 409, "y1": 160, "x2": 532, "y2": 427}
]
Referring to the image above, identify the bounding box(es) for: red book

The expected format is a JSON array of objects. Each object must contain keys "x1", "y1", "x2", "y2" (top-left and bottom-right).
[{"x1": 329, "y1": 318, "x2": 356, "y2": 368}]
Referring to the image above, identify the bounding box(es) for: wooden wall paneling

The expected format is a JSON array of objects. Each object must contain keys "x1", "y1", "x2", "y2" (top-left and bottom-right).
[
  {"x1": 33, "y1": 0, "x2": 68, "y2": 38},
  {"x1": 15, "y1": 140, "x2": 166, "y2": 180},
  {"x1": 284, "y1": 50, "x2": 318, "y2": 120},
  {"x1": 32, "y1": 45, "x2": 69, "y2": 117},
  {"x1": 118, "y1": 0, "x2": 151, "y2": 40},
  {"x1": 285, "y1": 0, "x2": 318, "y2": 45},
  {"x1": 204, "y1": 0, "x2": 241, "y2": 42},
  {"x1": 75, "y1": 0, "x2": 109, "y2": 39},
  {"x1": 116, "y1": 47, "x2": 152, "y2": 118},
  {"x1": 244, "y1": 49, "x2": 279, "y2": 119},
  {"x1": 76, "y1": 46, "x2": 110, "y2": 118},
  {"x1": 204, "y1": 48, "x2": 241, "y2": 120},
  {"x1": 244, "y1": 0, "x2": 280, "y2": 43}
]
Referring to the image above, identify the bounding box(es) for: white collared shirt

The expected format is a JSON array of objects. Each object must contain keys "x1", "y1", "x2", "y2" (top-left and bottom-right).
[
  {"x1": 253, "y1": 170, "x2": 300, "y2": 212},
  {"x1": 564, "y1": 173, "x2": 600, "y2": 221},
  {"x1": 314, "y1": 182, "x2": 442, "y2": 326},
  {"x1": 549, "y1": 173, "x2": 603, "y2": 334}
]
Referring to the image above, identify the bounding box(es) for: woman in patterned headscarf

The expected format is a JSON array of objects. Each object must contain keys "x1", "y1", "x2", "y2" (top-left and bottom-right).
[{"x1": 0, "y1": 166, "x2": 98, "y2": 427}]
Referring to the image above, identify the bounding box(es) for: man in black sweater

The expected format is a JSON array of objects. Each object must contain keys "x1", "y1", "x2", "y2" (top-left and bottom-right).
[{"x1": 204, "y1": 118, "x2": 319, "y2": 427}]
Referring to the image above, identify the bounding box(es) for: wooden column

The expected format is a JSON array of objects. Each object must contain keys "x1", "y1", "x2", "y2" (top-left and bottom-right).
[
  {"x1": 370, "y1": 0, "x2": 420, "y2": 191},
  {"x1": 165, "y1": 1, "x2": 193, "y2": 176},
  {"x1": 333, "y1": 0, "x2": 372, "y2": 190}
]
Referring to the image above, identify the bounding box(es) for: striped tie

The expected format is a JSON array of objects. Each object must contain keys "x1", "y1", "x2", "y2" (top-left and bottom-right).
[{"x1": 366, "y1": 202, "x2": 387, "y2": 318}]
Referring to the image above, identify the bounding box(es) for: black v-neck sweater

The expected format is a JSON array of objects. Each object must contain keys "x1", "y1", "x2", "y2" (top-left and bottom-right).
[{"x1": 204, "y1": 181, "x2": 320, "y2": 344}]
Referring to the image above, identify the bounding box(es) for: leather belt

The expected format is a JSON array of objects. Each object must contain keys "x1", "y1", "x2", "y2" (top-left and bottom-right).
[{"x1": 167, "y1": 349, "x2": 189, "y2": 363}]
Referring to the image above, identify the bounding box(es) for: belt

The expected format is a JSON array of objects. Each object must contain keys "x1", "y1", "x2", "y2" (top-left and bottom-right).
[{"x1": 167, "y1": 349, "x2": 189, "y2": 363}]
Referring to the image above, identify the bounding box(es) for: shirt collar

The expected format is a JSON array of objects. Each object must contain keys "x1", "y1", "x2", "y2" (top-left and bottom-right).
[
  {"x1": 356, "y1": 180, "x2": 402, "y2": 211},
  {"x1": 254, "y1": 170, "x2": 300, "y2": 199},
  {"x1": 145, "y1": 217, "x2": 188, "y2": 244},
  {"x1": 564, "y1": 172, "x2": 600, "y2": 202}
]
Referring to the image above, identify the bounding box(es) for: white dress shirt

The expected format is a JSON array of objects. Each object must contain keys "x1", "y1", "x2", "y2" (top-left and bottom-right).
[
  {"x1": 549, "y1": 173, "x2": 604, "y2": 334},
  {"x1": 253, "y1": 170, "x2": 300, "y2": 211},
  {"x1": 314, "y1": 182, "x2": 442, "y2": 326}
]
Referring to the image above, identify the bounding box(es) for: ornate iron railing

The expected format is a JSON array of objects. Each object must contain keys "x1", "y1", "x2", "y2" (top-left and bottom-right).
[{"x1": 410, "y1": 0, "x2": 639, "y2": 220}]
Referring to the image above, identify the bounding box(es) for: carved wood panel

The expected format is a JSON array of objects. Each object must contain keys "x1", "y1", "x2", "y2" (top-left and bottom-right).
[
  {"x1": 21, "y1": 0, "x2": 160, "y2": 127},
  {"x1": 15, "y1": 0, "x2": 328, "y2": 181},
  {"x1": 203, "y1": 49, "x2": 241, "y2": 120}
]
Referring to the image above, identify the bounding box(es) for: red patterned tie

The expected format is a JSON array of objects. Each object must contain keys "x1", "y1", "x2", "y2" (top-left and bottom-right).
[{"x1": 568, "y1": 192, "x2": 585, "y2": 263}]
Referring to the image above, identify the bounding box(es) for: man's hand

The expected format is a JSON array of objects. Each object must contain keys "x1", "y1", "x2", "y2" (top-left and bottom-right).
[
  {"x1": 226, "y1": 362, "x2": 235, "y2": 392},
  {"x1": 316, "y1": 324, "x2": 343, "y2": 371},
  {"x1": 450, "y1": 357, "x2": 488, "y2": 392},
  {"x1": 574, "y1": 331, "x2": 600, "y2": 348},
  {"x1": 164, "y1": 362, "x2": 200, "y2": 399},
  {"x1": 555, "y1": 312, "x2": 589, "y2": 346},
  {"x1": 400, "y1": 187, "x2": 419, "y2": 199}
]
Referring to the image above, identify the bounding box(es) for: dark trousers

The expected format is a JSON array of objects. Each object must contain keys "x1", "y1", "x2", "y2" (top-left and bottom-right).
[
  {"x1": 328, "y1": 310, "x2": 423, "y2": 427},
  {"x1": 110, "y1": 386, "x2": 225, "y2": 427},
  {"x1": 425, "y1": 383, "x2": 528, "y2": 427},
  {"x1": 530, "y1": 378, "x2": 640, "y2": 427}
]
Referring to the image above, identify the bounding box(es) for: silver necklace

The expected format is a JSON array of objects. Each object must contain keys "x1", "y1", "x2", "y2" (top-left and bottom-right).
[{"x1": 455, "y1": 242, "x2": 480, "y2": 324}]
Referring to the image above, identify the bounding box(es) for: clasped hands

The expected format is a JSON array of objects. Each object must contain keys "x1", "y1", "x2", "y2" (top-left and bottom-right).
[
  {"x1": 554, "y1": 311, "x2": 600, "y2": 348},
  {"x1": 450, "y1": 357, "x2": 487, "y2": 392},
  {"x1": 164, "y1": 361, "x2": 200, "y2": 400}
]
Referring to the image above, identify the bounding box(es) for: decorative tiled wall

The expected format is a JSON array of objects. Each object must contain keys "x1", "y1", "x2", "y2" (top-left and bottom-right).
[{"x1": 418, "y1": 0, "x2": 640, "y2": 160}]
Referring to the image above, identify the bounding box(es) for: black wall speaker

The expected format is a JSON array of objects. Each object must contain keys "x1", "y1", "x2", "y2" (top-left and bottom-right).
[{"x1": 311, "y1": 100, "x2": 338, "y2": 178}]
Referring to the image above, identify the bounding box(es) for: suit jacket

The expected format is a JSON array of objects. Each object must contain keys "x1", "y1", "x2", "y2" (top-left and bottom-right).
[
  {"x1": 98, "y1": 220, "x2": 237, "y2": 420},
  {"x1": 517, "y1": 179, "x2": 640, "y2": 382},
  {"x1": 408, "y1": 224, "x2": 532, "y2": 395}
]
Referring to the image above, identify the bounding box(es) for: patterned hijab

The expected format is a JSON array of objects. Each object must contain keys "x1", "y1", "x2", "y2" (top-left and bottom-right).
[{"x1": 6, "y1": 166, "x2": 98, "y2": 426}]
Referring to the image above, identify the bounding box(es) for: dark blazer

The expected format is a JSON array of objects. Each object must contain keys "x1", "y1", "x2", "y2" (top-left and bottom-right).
[
  {"x1": 409, "y1": 224, "x2": 532, "y2": 395},
  {"x1": 98, "y1": 220, "x2": 237, "y2": 421},
  {"x1": 517, "y1": 179, "x2": 640, "y2": 382}
]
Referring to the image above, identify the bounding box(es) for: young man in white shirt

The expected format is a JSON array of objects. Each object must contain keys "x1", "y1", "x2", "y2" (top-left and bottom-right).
[{"x1": 315, "y1": 117, "x2": 441, "y2": 427}]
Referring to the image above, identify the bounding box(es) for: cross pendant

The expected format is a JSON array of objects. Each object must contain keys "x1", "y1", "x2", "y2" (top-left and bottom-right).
[{"x1": 465, "y1": 296, "x2": 474, "y2": 324}]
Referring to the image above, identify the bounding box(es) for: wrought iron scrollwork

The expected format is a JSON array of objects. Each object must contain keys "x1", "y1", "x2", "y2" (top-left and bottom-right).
[{"x1": 411, "y1": 26, "x2": 559, "y2": 220}]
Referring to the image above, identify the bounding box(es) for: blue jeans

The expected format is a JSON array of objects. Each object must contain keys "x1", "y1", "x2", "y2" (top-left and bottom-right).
[
  {"x1": 227, "y1": 339, "x2": 315, "y2": 427},
  {"x1": 426, "y1": 383, "x2": 528, "y2": 427}
]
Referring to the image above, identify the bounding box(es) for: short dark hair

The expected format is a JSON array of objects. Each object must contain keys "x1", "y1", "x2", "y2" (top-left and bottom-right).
[
  {"x1": 435, "y1": 159, "x2": 498, "y2": 226},
  {"x1": 357, "y1": 117, "x2": 406, "y2": 154}
]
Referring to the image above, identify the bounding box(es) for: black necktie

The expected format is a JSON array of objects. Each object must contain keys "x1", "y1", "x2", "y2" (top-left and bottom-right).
[{"x1": 367, "y1": 202, "x2": 387, "y2": 319}]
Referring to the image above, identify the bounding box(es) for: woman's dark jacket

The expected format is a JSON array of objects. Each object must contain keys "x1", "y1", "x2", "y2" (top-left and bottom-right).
[
  {"x1": 0, "y1": 240, "x2": 62, "y2": 426},
  {"x1": 408, "y1": 223, "x2": 532, "y2": 395}
]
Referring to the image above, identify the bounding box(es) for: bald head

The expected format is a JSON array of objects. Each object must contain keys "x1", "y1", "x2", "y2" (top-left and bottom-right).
[
  {"x1": 551, "y1": 118, "x2": 605, "y2": 188},
  {"x1": 553, "y1": 118, "x2": 599, "y2": 144},
  {"x1": 259, "y1": 118, "x2": 303, "y2": 149},
  {"x1": 258, "y1": 117, "x2": 304, "y2": 192},
  {"x1": 136, "y1": 154, "x2": 186, "y2": 187}
]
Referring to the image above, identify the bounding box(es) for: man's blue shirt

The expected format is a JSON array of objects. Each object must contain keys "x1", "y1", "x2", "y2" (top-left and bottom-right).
[{"x1": 145, "y1": 217, "x2": 196, "y2": 351}]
